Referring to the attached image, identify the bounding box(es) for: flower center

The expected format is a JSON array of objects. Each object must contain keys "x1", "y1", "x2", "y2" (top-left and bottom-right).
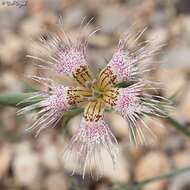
[
  {"x1": 84, "y1": 80, "x2": 105, "y2": 101},
  {"x1": 70, "y1": 65, "x2": 118, "y2": 107}
]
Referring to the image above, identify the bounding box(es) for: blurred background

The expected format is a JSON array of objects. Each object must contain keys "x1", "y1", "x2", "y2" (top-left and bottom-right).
[{"x1": 0, "y1": 0, "x2": 190, "y2": 189}]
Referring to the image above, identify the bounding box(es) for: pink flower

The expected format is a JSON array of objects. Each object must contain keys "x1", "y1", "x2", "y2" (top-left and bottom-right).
[{"x1": 19, "y1": 22, "x2": 171, "y2": 177}]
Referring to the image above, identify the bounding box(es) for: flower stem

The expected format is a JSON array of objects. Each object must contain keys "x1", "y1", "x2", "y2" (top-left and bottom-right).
[
  {"x1": 0, "y1": 93, "x2": 30, "y2": 107},
  {"x1": 113, "y1": 165, "x2": 190, "y2": 190},
  {"x1": 166, "y1": 116, "x2": 190, "y2": 138}
]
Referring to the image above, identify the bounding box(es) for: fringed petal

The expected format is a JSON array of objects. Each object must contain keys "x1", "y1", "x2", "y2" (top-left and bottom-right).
[
  {"x1": 18, "y1": 85, "x2": 84, "y2": 135},
  {"x1": 28, "y1": 23, "x2": 96, "y2": 87},
  {"x1": 113, "y1": 81, "x2": 172, "y2": 145},
  {"x1": 64, "y1": 117, "x2": 118, "y2": 178},
  {"x1": 52, "y1": 31, "x2": 94, "y2": 86},
  {"x1": 97, "y1": 30, "x2": 163, "y2": 88}
]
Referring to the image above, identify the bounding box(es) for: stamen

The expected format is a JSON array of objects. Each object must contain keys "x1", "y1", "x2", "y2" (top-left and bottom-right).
[
  {"x1": 92, "y1": 79, "x2": 97, "y2": 85},
  {"x1": 80, "y1": 96, "x2": 96, "y2": 102},
  {"x1": 85, "y1": 81, "x2": 92, "y2": 89},
  {"x1": 93, "y1": 91, "x2": 99, "y2": 97}
]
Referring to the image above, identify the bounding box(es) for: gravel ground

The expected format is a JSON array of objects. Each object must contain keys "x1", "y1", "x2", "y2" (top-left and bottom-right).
[{"x1": 0, "y1": 0, "x2": 190, "y2": 190}]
